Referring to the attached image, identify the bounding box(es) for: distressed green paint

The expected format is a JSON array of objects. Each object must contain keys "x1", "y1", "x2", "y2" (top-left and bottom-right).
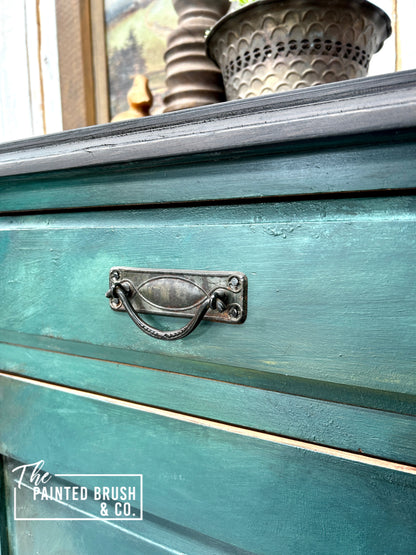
[
  {"x1": 2, "y1": 329, "x2": 415, "y2": 418},
  {"x1": 3, "y1": 458, "x2": 246, "y2": 555},
  {"x1": 1, "y1": 197, "x2": 415, "y2": 399},
  {"x1": 0, "y1": 376, "x2": 415, "y2": 554},
  {"x1": 0, "y1": 137, "x2": 416, "y2": 212},
  {"x1": 1, "y1": 75, "x2": 416, "y2": 555},
  {"x1": 0, "y1": 457, "x2": 10, "y2": 555},
  {"x1": 0, "y1": 344, "x2": 415, "y2": 464}
]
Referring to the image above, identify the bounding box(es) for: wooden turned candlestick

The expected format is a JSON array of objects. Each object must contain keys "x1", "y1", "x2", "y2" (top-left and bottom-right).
[{"x1": 163, "y1": 0, "x2": 230, "y2": 113}]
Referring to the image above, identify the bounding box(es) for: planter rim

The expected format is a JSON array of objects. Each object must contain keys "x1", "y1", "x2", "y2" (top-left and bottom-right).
[{"x1": 206, "y1": 0, "x2": 392, "y2": 56}]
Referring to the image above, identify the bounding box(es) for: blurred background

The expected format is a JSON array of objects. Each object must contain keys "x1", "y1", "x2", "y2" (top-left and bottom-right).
[{"x1": 0, "y1": 0, "x2": 414, "y2": 143}]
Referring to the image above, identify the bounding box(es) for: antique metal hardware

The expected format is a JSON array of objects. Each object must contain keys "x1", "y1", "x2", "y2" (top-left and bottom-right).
[{"x1": 106, "y1": 267, "x2": 247, "y2": 341}]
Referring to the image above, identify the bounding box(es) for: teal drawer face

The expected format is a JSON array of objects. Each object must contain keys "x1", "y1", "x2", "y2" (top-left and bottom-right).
[
  {"x1": 3, "y1": 457, "x2": 245, "y2": 555},
  {"x1": 1, "y1": 343, "x2": 415, "y2": 464},
  {"x1": 1, "y1": 196, "x2": 415, "y2": 403},
  {"x1": 1, "y1": 375, "x2": 416, "y2": 555}
]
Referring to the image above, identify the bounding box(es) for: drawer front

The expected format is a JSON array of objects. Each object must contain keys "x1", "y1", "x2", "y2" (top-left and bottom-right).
[
  {"x1": 1, "y1": 194, "x2": 415, "y2": 473},
  {"x1": 1, "y1": 196, "x2": 415, "y2": 401},
  {"x1": 1, "y1": 375, "x2": 416, "y2": 555},
  {"x1": 1, "y1": 343, "x2": 415, "y2": 465}
]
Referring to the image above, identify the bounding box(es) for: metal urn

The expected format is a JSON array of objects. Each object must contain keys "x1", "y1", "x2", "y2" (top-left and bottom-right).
[{"x1": 206, "y1": 0, "x2": 392, "y2": 100}]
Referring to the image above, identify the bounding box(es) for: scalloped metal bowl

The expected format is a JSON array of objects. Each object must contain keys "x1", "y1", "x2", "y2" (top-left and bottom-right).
[{"x1": 206, "y1": 0, "x2": 391, "y2": 100}]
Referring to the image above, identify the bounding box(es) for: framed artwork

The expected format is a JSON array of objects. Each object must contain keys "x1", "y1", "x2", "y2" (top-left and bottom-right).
[
  {"x1": 104, "y1": 0, "x2": 178, "y2": 118},
  {"x1": 55, "y1": 0, "x2": 177, "y2": 128}
]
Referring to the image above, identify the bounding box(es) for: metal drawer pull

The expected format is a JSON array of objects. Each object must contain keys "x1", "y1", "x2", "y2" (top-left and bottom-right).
[
  {"x1": 106, "y1": 267, "x2": 247, "y2": 341},
  {"x1": 111, "y1": 285, "x2": 225, "y2": 341}
]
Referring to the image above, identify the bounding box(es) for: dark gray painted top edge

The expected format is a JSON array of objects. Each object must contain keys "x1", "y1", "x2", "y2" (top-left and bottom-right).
[{"x1": 0, "y1": 70, "x2": 415, "y2": 177}]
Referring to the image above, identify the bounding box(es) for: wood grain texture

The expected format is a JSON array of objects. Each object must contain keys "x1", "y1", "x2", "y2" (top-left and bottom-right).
[
  {"x1": 3, "y1": 372, "x2": 416, "y2": 473},
  {"x1": 25, "y1": 0, "x2": 64, "y2": 136},
  {"x1": 90, "y1": 0, "x2": 110, "y2": 124},
  {"x1": 0, "y1": 2, "x2": 37, "y2": 142},
  {"x1": 37, "y1": 0, "x2": 63, "y2": 135},
  {"x1": 0, "y1": 0, "x2": 63, "y2": 144},
  {"x1": 0, "y1": 70, "x2": 415, "y2": 178},
  {"x1": 1, "y1": 345, "x2": 415, "y2": 464},
  {"x1": 1, "y1": 375, "x2": 415, "y2": 554},
  {"x1": 2, "y1": 326, "x2": 415, "y2": 417},
  {"x1": 25, "y1": 0, "x2": 46, "y2": 136},
  {"x1": 1, "y1": 197, "x2": 414, "y2": 398},
  {"x1": 55, "y1": 0, "x2": 96, "y2": 130}
]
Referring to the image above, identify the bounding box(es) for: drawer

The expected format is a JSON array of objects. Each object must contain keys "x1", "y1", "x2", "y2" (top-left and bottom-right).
[
  {"x1": 1, "y1": 196, "x2": 415, "y2": 399},
  {"x1": 1, "y1": 374, "x2": 416, "y2": 555},
  {"x1": 1, "y1": 195, "x2": 415, "y2": 466}
]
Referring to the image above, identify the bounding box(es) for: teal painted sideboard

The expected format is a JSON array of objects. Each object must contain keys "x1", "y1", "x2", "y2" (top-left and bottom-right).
[{"x1": 0, "y1": 71, "x2": 415, "y2": 554}]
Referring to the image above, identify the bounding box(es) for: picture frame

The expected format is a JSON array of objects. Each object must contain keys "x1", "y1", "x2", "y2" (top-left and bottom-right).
[{"x1": 55, "y1": 0, "x2": 110, "y2": 128}]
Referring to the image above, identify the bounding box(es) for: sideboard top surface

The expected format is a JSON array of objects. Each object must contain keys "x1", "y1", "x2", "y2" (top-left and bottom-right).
[
  {"x1": 0, "y1": 70, "x2": 415, "y2": 177},
  {"x1": 0, "y1": 71, "x2": 415, "y2": 212}
]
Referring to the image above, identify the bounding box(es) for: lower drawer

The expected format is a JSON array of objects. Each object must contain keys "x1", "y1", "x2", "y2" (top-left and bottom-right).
[
  {"x1": 1, "y1": 374, "x2": 415, "y2": 554},
  {"x1": 1, "y1": 346, "x2": 415, "y2": 464}
]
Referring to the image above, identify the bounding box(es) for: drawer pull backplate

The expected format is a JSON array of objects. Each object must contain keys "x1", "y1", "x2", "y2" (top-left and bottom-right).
[{"x1": 106, "y1": 267, "x2": 247, "y2": 341}]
